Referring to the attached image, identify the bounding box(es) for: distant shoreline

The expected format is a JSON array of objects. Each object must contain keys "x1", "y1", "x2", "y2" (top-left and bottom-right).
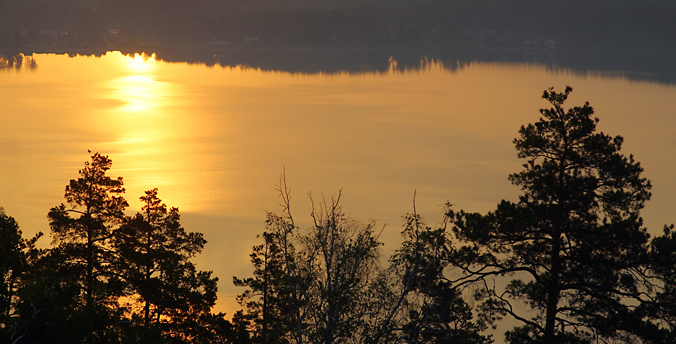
[
  {"x1": 4, "y1": 41, "x2": 676, "y2": 59},
  {"x1": 4, "y1": 45, "x2": 676, "y2": 85}
]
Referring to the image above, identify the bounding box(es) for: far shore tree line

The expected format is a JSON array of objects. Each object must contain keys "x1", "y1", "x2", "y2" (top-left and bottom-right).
[
  {"x1": 1, "y1": 0, "x2": 675, "y2": 51},
  {"x1": 2, "y1": 86, "x2": 676, "y2": 343}
]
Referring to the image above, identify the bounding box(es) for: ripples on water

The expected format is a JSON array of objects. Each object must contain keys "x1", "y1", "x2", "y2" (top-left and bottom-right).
[{"x1": 1, "y1": 48, "x2": 675, "y2": 317}]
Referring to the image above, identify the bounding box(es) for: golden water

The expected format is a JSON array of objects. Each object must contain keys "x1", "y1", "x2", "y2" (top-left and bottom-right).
[{"x1": 2, "y1": 51, "x2": 675, "y2": 316}]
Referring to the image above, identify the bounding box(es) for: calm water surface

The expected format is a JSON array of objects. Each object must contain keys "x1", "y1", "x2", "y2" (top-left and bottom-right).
[{"x1": 2, "y1": 51, "x2": 675, "y2": 314}]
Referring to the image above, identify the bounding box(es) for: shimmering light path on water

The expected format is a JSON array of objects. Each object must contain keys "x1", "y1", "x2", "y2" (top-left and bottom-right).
[{"x1": 1, "y1": 51, "x2": 675, "y2": 317}]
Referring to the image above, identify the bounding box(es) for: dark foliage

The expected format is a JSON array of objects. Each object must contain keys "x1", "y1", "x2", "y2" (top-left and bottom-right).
[
  {"x1": 235, "y1": 182, "x2": 491, "y2": 343},
  {"x1": 4, "y1": 152, "x2": 235, "y2": 344},
  {"x1": 0, "y1": 209, "x2": 41, "y2": 343},
  {"x1": 114, "y1": 188, "x2": 219, "y2": 343},
  {"x1": 448, "y1": 86, "x2": 663, "y2": 343},
  {"x1": 45, "y1": 151, "x2": 129, "y2": 343}
]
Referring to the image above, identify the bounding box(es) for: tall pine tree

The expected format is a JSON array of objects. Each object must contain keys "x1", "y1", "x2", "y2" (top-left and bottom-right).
[
  {"x1": 114, "y1": 188, "x2": 218, "y2": 343},
  {"x1": 47, "y1": 151, "x2": 128, "y2": 343},
  {"x1": 449, "y1": 87, "x2": 654, "y2": 343}
]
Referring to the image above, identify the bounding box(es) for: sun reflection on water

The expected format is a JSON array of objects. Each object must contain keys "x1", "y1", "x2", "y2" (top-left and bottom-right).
[
  {"x1": 111, "y1": 75, "x2": 169, "y2": 112},
  {"x1": 127, "y1": 53, "x2": 157, "y2": 74},
  {"x1": 111, "y1": 52, "x2": 166, "y2": 112},
  {"x1": 102, "y1": 52, "x2": 203, "y2": 212},
  {"x1": 4, "y1": 51, "x2": 676, "y2": 326}
]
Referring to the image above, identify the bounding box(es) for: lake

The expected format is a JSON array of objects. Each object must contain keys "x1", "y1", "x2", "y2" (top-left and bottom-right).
[{"x1": 1, "y1": 49, "x2": 676, "y2": 322}]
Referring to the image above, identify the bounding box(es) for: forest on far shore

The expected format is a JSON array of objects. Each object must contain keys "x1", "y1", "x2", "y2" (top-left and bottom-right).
[
  {"x1": 2, "y1": 87, "x2": 676, "y2": 343},
  {"x1": 1, "y1": 0, "x2": 676, "y2": 52}
]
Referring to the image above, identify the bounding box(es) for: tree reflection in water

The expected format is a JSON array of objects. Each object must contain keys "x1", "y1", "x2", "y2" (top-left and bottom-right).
[{"x1": 0, "y1": 53, "x2": 37, "y2": 70}]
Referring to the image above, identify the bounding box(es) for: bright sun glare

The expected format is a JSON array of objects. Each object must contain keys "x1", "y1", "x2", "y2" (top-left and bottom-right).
[{"x1": 127, "y1": 53, "x2": 157, "y2": 74}]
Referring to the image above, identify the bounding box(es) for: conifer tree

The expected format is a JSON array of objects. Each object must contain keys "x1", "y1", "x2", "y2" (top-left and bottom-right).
[
  {"x1": 0, "y1": 208, "x2": 41, "y2": 343},
  {"x1": 233, "y1": 177, "x2": 303, "y2": 344},
  {"x1": 47, "y1": 151, "x2": 128, "y2": 342},
  {"x1": 449, "y1": 87, "x2": 654, "y2": 343},
  {"x1": 114, "y1": 188, "x2": 218, "y2": 343}
]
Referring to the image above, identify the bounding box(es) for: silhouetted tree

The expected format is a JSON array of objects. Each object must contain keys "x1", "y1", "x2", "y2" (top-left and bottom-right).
[
  {"x1": 302, "y1": 190, "x2": 383, "y2": 344},
  {"x1": 237, "y1": 176, "x2": 497, "y2": 344},
  {"x1": 235, "y1": 182, "x2": 384, "y2": 344},
  {"x1": 114, "y1": 188, "x2": 219, "y2": 343},
  {"x1": 448, "y1": 87, "x2": 654, "y2": 343},
  {"x1": 233, "y1": 226, "x2": 296, "y2": 344},
  {"x1": 12, "y1": 244, "x2": 94, "y2": 344},
  {"x1": 46, "y1": 151, "x2": 129, "y2": 343},
  {"x1": 233, "y1": 175, "x2": 306, "y2": 344},
  {"x1": 4, "y1": 153, "x2": 243, "y2": 343},
  {"x1": 0, "y1": 208, "x2": 41, "y2": 343},
  {"x1": 229, "y1": 310, "x2": 255, "y2": 344},
  {"x1": 367, "y1": 209, "x2": 490, "y2": 344},
  {"x1": 356, "y1": 202, "x2": 492, "y2": 344},
  {"x1": 640, "y1": 225, "x2": 676, "y2": 342}
]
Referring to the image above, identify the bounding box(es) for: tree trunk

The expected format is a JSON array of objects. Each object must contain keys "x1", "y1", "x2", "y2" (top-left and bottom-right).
[
  {"x1": 144, "y1": 210, "x2": 152, "y2": 328},
  {"x1": 86, "y1": 215, "x2": 95, "y2": 344},
  {"x1": 544, "y1": 233, "x2": 561, "y2": 342},
  {"x1": 545, "y1": 136, "x2": 566, "y2": 343}
]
